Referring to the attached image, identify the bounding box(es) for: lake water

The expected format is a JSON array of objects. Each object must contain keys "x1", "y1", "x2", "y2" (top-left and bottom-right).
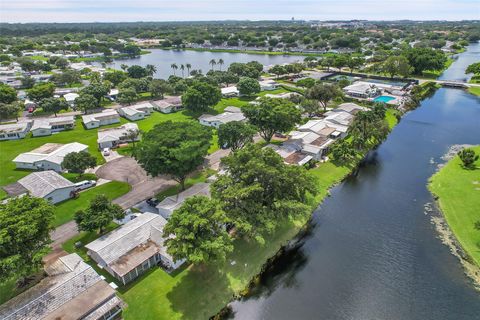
[
  {"x1": 228, "y1": 43, "x2": 480, "y2": 319},
  {"x1": 97, "y1": 49, "x2": 305, "y2": 79}
]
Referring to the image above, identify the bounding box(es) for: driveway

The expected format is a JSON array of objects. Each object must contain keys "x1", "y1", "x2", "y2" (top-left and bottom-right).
[
  {"x1": 43, "y1": 221, "x2": 78, "y2": 266},
  {"x1": 95, "y1": 156, "x2": 176, "y2": 209}
]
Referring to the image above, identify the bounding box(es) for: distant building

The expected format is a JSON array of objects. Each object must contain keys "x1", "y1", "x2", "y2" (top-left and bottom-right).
[
  {"x1": 31, "y1": 116, "x2": 75, "y2": 137},
  {"x1": 156, "y1": 182, "x2": 211, "y2": 219},
  {"x1": 5, "y1": 170, "x2": 76, "y2": 204},
  {"x1": 82, "y1": 109, "x2": 120, "y2": 129},
  {"x1": 13, "y1": 142, "x2": 88, "y2": 172},
  {"x1": 0, "y1": 121, "x2": 32, "y2": 140},
  {"x1": 151, "y1": 96, "x2": 183, "y2": 114},
  {"x1": 258, "y1": 79, "x2": 278, "y2": 91},
  {"x1": 85, "y1": 212, "x2": 185, "y2": 285},
  {"x1": 118, "y1": 102, "x2": 154, "y2": 121},
  {"x1": 97, "y1": 123, "x2": 139, "y2": 149},
  {"x1": 199, "y1": 107, "x2": 245, "y2": 128},
  {"x1": 221, "y1": 86, "x2": 239, "y2": 97},
  {"x1": 0, "y1": 253, "x2": 123, "y2": 320}
]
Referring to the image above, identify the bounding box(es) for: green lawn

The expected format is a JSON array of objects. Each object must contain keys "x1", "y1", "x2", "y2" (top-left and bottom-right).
[
  {"x1": 468, "y1": 87, "x2": 480, "y2": 97},
  {"x1": 385, "y1": 108, "x2": 400, "y2": 128},
  {"x1": 53, "y1": 181, "x2": 131, "y2": 227},
  {"x1": 154, "y1": 169, "x2": 215, "y2": 202},
  {"x1": 429, "y1": 146, "x2": 480, "y2": 267}
]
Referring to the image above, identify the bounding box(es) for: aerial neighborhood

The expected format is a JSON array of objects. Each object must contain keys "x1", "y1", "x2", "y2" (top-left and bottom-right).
[{"x1": 0, "y1": 17, "x2": 479, "y2": 320}]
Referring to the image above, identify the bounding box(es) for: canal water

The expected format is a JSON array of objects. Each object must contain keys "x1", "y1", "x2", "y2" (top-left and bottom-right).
[
  {"x1": 97, "y1": 49, "x2": 305, "y2": 79},
  {"x1": 228, "y1": 44, "x2": 480, "y2": 319}
]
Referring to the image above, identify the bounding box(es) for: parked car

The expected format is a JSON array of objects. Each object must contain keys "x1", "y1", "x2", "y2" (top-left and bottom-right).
[
  {"x1": 146, "y1": 198, "x2": 159, "y2": 207},
  {"x1": 74, "y1": 180, "x2": 96, "y2": 191},
  {"x1": 102, "y1": 148, "x2": 110, "y2": 156}
]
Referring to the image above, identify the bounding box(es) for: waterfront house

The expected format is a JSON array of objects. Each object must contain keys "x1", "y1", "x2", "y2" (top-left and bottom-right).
[
  {"x1": 82, "y1": 109, "x2": 120, "y2": 129},
  {"x1": 156, "y1": 182, "x2": 211, "y2": 219},
  {"x1": 266, "y1": 144, "x2": 313, "y2": 166},
  {"x1": 97, "y1": 122, "x2": 139, "y2": 149},
  {"x1": 343, "y1": 81, "x2": 381, "y2": 99},
  {"x1": 31, "y1": 116, "x2": 75, "y2": 137},
  {"x1": 0, "y1": 121, "x2": 32, "y2": 140},
  {"x1": 85, "y1": 212, "x2": 185, "y2": 285},
  {"x1": 0, "y1": 253, "x2": 123, "y2": 320},
  {"x1": 13, "y1": 142, "x2": 88, "y2": 172}
]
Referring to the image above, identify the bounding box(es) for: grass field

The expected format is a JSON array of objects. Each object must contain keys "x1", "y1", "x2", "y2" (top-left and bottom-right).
[
  {"x1": 53, "y1": 181, "x2": 131, "y2": 227},
  {"x1": 429, "y1": 146, "x2": 480, "y2": 267},
  {"x1": 468, "y1": 86, "x2": 480, "y2": 97}
]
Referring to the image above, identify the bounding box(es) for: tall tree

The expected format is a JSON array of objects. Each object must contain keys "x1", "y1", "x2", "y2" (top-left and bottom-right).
[
  {"x1": 180, "y1": 64, "x2": 185, "y2": 78},
  {"x1": 0, "y1": 196, "x2": 54, "y2": 283},
  {"x1": 242, "y1": 97, "x2": 301, "y2": 142},
  {"x1": 211, "y1": 144, "x2": 317, "y2": 243},
  {"x1": 218, "y1": 59, "x2": 224, "y2": 71},
  {"x1": 39, "y1": 97, "x2": 69, "y2": 116},
  {"x1": 0, "y1": 102, "x2": 22, "y2": 121},
  {"x1": 75, "y1": 195, "x2": 124, "y2": 234},
  {"x1": 135, "y1": 121, "x2": 212, "y2": 190},
  {"x1": 75, "y1": 93, "x2": 98, "y2": 113},
  {"x1": 186, "y1": 63, "x2": 192, "y2": 76},
  {"x1": 209, "y1": 59, "x2": 217, "y2": 71},
  {"x1": 27, "y1": 82, "x2": 55, "y2": 102},
  {"x1": 218, "y1": 121, "x2": 256, "y2": 151},
  {"x1": 127, "y1": 65, "x2": 148, "y2": 78},
  {"x1": 237, "y1": 77, "x2": 261, "y2": 96},
  {"x1": 149, "y1": 79, "x2": 172, "y2": 99},
  {"x1": 0, "y1": 83, "x2": 17, "y2": 104},
  {"x1": 117, "y1": 88, "x2": 138, "y2": 105},
  {"x1": 181, "y1": 81, "x2": 221, "y2": 112},
  {"x1": 145, "y1": 64, "x2": 157, "y2": 77},
  {"x1": 404, "y1": 48, "x2": 447, "y2": 75},
  {"x1": 164, "y1": 196, "x2": 233, "y2": 264},
  {"x1": 171, "y1": 63, "x2": 178, "y2": 76},
  {"x1": 306, "y1": 83, "x2": 341, "y2": 112},
  {"x1": 382, "y1": 56, "x2": 412, "y2": 78},
  {"x1": 61, "y1": 150, "x2": 97, "y2": 176},
  {"x1": 81, "y1": 83, "x2": 108, "y2": 104}
]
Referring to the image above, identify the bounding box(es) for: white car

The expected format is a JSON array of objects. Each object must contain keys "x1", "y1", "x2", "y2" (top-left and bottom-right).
[
  {"x1": 74, "y1": 180, "x2": 97, "y2": 191},
  {"x1": 102, "y1": 148, "x2": 110, "y2": 156}
]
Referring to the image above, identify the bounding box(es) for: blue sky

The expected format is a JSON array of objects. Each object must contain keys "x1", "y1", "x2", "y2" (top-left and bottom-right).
[{"x1": 1, "y1": 0, "x2": 479, "y2": 23}]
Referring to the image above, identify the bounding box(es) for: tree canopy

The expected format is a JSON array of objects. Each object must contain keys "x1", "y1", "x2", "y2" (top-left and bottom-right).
[
  {"x1": 237, "y1": 77, "x2": 261, "y2": 96},
  {"x1": 27, "y1": 82, "x2": 55, "y2": 102},
  {"x1": 75, "y1": 92, "x2": 99, "y2": 113},
  {"x1": 164, "y1": 196, "x2": 233, "y2": 264},
  {"x1": 61, "y1": 150, "x2": 97, "y2": 175},
  {"x1": 217, "y1": 121, "x2": 256, "y2": 151},
  {"x1": 404, "y1": 48, "x2": 447, "y2": 74},
  {"x1": 75, "y1": 195, "x2": 124, "y2": 233},
  {"x1": 306, "y1": 83, "x2": 341, "y2": 111},
  {"x1": 135, "y1": 121, "x2": 212, "y2": 189},
  {"x1": 242, "y1": 97, "x2": 301, "y2": 142},
  {"x1": 181, "y1": 81, "x2": 221, "y2": 112},
  {"x1": 38, "y1": 97, "x2": 69, "y2": 116},
  {"x1": 211, "y1": 144, "x2": 317, "y2": 244},
  {"x1": 0, "y1": 83, "x2": 17, "y2": 104},
  {"x1": 0, "y1": 196, "x2": 54, "y2": 282}
]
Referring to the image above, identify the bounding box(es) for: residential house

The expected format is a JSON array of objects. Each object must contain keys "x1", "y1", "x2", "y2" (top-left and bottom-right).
[
  {"x1": 0, "y1": 121, "x2": 32, "y2": 140},
  {"x1": 286, "y1": 130, "x2": 334, "y2": 160},
  {"x1": 31, "y1": 116, "x2": 75, "y2": 137},
  {"x1": 107, "y1": 89, "x2": 119, "y2": 100},
  {"x1": 221, "y1": 86, "x2": 239, "y2": 97},
  {"x1": 97, "y1": 123, "x2": 139, "y2": 149},
  {"x1": 298, "y1": 119, "x2": 344, "y2": 139},
  {"x1": 118, "y1": 102, "x2": 154, "y2": 121},
  {"x1": 85, "y1": 212, "x2": 185, "y2": 285},
  {"x1": 0, "y1": 253, "x2": 123, "y2": 320},
  {"x1": 266, "y1": 144, "x2": 313, "y2": 166},
  {"x1": 343, "y1": 81, "x2": 381, "y2": 99},
  {"x1": 152, "y1": 96, "x2": 183, "y2": 114},
  {"x1": 156, "y1": 182, "x2": 211, "y2": 219},
  {"x1": 199, "y1": 108, "x2": 245, "y2": 128},
  {"x1": 263, "y1": 92, "x2": 300, "y2": 99},
  {"x1": 259, "y1": 79, "x2": 278, "y2": 91},
  {"x1": 13, "y1": 142, "x2": 88, "y2": 172},
  {"x1": 82, "y1": 109, "x2": 120, "y2": 129},
  {"x1": 63, "y1": 92, "x2": 79, "y2": 107},
  {"x1": 4, "y1": 170, "x2": 76, "y2": 204},
  {"x1": 334, "y1": 102, "x2": 369, "y2": 114}
]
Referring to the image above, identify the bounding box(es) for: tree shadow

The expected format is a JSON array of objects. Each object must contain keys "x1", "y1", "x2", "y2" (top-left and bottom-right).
[{"x1": 167, "y1": 264, "x2": 233, "y2": 320}]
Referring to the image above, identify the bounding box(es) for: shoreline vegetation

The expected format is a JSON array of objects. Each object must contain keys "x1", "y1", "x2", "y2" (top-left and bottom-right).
[{"x1": 429, "y1": 145, "x2": 480, "y2": 289}]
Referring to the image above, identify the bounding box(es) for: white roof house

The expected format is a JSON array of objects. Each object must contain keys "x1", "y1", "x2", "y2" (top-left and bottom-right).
[
  {"x1": 259, "y1": 79, "x2": 278, "y2": 91},
  {"x1": 266, "y1": 144, "x2": 312, "y2": 166},
  {"x1": 85, "y1": 212, "x2": 184, "y2": 285},
  {"x1": 221, "y1": 86, "x2": 239, "y2": 97},
  {"x1": 17, "y1": 170, "x2": 75, "y2": 204},
  {"x1": 343, "y1": 81, "x2": 381, "y2": 98},
  {"x1": 324, "y1": 110, "x2": 354, "y2": 127},
  {"x1": 118, "y1": 102, "x2": 154, "y2": 121},
  {"x1": 82, "y1": 109, "x2": 120, "y2": 129},
  {"x1": 334, "y1": 102, "x2": 368, "y2": 114},
  {"x1": 63, "y1": 92, "x2": 79, "y2": 105},
  {"x1": 286, "y1": 131, "x2": 335, "y2": 160},
  {"x1": 151, "y1": 96, "x2": 182, "y2": 114},
  {"x1": 13, "y1": 142, "x2": 88, "y2": 172},
  {"x1": 156, "y1": 182, "x2": 211, "y2": 219},
  {"x1": 199, "y1": 111, "x2": 246, "y2": 128},
  {"x1": 97, "y1": 122, "x2": 139, "y2": 149},
  {"x1": 0, "y1": 121, "x2": 32, "y2": 140},
  {"x1": 0, "y1": 253, "x2": 123, "y2": 320},
  {"x1": 31, "y1": 116, "x2": 75, "y2": 137}
]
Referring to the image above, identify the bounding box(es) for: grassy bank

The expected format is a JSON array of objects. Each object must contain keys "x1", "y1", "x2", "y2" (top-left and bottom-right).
[
  {"x1": 166, "y1": 47, "x2": 323, "y2": 58},
  {"x1": 429, "y1": 146, "x2": 480, "y2": 267},
  {"x1": 468, "y1": 87, "x2": 480, "y2": 97}
]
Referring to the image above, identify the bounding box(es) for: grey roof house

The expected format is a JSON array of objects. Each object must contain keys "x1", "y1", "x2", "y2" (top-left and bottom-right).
[{"x1": 156, "y1": 182, "x2": 211, "y2": 219}]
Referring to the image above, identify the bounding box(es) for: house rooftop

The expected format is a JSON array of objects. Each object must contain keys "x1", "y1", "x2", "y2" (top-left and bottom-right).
[
  {"x1": 31, "y1": 116, "x2": 75, "y2": 131},
  {"x1": 18, "y1": 170, "x2": 74, "y2": 198},
  {"x1": 156, "y1": 182, "x2": 211, "y2": 214},
  {"x1": 13, "y1": 142, "x2": 88, "y2": 165},
  {"x1": 97, "y1": 123, "x2": 138, "y2": 143},
  {"x1": 82, "y1": 109, "x2": 119, "y2": 124},
  {"x1": 199, "y1": 112, "x2": 245, "y2": 124},
  {"x1": 0, "y1": 121, "x2": 32, "y2": 134}
]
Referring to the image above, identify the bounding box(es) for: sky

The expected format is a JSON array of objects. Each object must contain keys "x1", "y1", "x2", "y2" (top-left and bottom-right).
[{"x1": 1, "y1": 0, "x2": 479, "y2": 23}]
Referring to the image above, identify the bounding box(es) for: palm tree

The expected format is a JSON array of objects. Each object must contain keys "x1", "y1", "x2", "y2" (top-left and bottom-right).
[
  {"x1": 180, "y1": 64, "x2": 185, "y2": 78},
  {"x1": 218, "y1": 59, "x2": 224, "y2": 71},
  {"x1": 145, "y1": 64, "x2": 157, "y2": 77},
  {"x1": 186, "y1": 63, "x2": 192, "y2": 76},
  {"x1": 170, "y1": 63, "x2": 178, "y2": 76},
  {"x1": 209, "y1": 59, "x2": 216, "y2": 71},
  {"x1": 120, "y1": 64, "x2": 128, "y2": 71}
]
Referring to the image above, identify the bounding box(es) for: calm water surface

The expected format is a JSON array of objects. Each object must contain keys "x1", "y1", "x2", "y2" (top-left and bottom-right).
[
  {"x1": 228, "y1": 43, "x2": 480, "y2": 319},
  {"x1": 97, "y1": 49, "x2": 305, "y2": 79}
]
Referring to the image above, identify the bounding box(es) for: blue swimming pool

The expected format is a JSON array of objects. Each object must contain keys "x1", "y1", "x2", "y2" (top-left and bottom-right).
[{"x1": 374, "y1": 95, "x2": 396, "y2": 103}]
